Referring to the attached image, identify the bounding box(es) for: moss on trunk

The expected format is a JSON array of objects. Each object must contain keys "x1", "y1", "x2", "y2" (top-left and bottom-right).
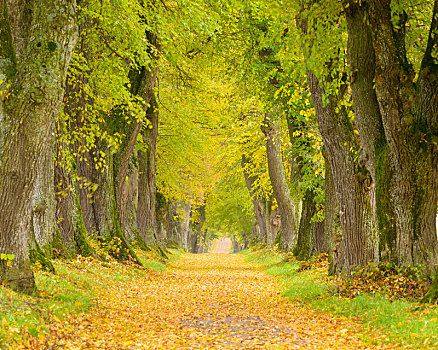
[
  {"x1": 29, "y1": 244, "x2": 55, "y2": 274},
  {"x1": 375, "y1": 139, "x2": 396, "y2": 260}
]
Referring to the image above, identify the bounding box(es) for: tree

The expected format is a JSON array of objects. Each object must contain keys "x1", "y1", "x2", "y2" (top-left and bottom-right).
[
  {"x1": 346, "y1": 0, "x2": 438, "y2": 268},
  {"x1": 0, "y1": 0, "x2": 78, "y2": 292},
  {"x1": 298, "y1": 0, "x2": 378, "y2": 274}
]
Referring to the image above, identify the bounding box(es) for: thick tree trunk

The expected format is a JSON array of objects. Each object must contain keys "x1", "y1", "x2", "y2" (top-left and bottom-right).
[
  {"x1": 299, "y1": 2, "x2": 377, "y2": 274},
  {"x1": 241, "y1": 155, "x2": 268, "y2": 243},
  {"x1": 182, "y1": 202, "x2": 191, "y2": 250},
  {"x1": 293, "y1": 190, "x2": 316, "y2": 260},
  {"x1": 116, "y1": 27, "x2": 159, "y2": 246},
  {"x1": 191, "y1": 205, "x2": 206, "y2": 253},
  {"x1": 323, "y1": 150, "x2": 342, "y2": 273},
  {"x1": 261, "y1": 115, "x2": 299, "y2": 250},
  {"x1": 165, "y1": 200, "x2": 181, "y2": 246},
  {"x1": 0, "y1": 1, "x2": 77, "y2": 292},
  {"x1": 366, "y1": 0, "x2": 438, "y2": 269},
  {"x1": 113, "y1": 78, "x2": 155, "y2": 243},
  {"x1": 137, "y1": 95, "x2": 159, "y2": 245},
  {"x1": 77, "y1": 142, "x2": 117, "y2": 239},
  {"x1": 305, "y1": 70, "x2": 377, "y2": 274},
  {"x1": 344, "y1": 0, "x2": 396, "y2": 260},
  {"x1": 32, "y1": 139, "x2": 56, "y2": 253},
  {"x1": 155, "y1": 193, "x2": 169, "y2": 245},
  {"x1": 54, "y1": 118, "x2": 94, "y2": 258}
]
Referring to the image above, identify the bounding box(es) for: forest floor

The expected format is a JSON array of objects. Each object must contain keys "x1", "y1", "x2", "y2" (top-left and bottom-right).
[{"x1": 8, "y1": 248, "x2": 401, "y2": 349}]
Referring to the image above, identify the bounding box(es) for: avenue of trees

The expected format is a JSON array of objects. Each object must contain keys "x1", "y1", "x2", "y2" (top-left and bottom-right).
[{"x1": 0, "y1": 0, "x2": 437, "y2": 297}]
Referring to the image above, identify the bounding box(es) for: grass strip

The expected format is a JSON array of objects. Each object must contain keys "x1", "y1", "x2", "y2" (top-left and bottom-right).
[
  {"x1": 243, "y1": 248, "x2": 438, "y2": 349},
  {"x1": 0, "y1": 248, "x2": 180, "y2": 348}
]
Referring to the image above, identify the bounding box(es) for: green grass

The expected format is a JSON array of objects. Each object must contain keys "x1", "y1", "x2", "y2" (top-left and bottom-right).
[
  {"x1": 0, "y1": 248, "x2": 179, "y2": 348},
  {"x1": 243, "y1": 249, "x2": 438, "y2": 349}
]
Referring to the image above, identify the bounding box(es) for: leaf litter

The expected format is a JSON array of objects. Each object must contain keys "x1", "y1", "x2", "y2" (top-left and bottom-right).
[{"x1": 16, "y1": 253, "x2": 400, "y2": 349}]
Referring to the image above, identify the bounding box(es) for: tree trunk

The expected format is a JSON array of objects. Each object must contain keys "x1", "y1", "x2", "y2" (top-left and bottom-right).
[
  {"x1": 182, "y1": 202, "x2": 191, "y2": 250},
  {"x1": 191, "y1": 205, "x2": 206, "y2": 253},
  {"x1": 137, "y1": 95, "x2": 159, "y2": 245},
  {"x1": 32, "y1": 138, "x2": 56, "y2": 253},
  {"x1": 0, "y1": 0, "x2": 77, "y2": 292},
  {"x1": 323, "y1": 149, "x2": 342, "y2": 273},
  {"x1": 366, "y1": 0, "x2": 438, "y2": 269},
  {"x1": 155, "y1": 192, "x2": 169, "y2": 246},
  {"x1": 241, "y1": 155, "x2": 268, "y2": 243},
  {"x1": 55, "y1": 118, "x2": 94, "y2": 258},
  {"x1": 165, "y1": 200, "x2": 181, "y2": 246},
  {"x1": 115, "y1": 26, "x2": 159, "y2": 246},
  {"x1": 305, "y1": 69, "x2": 377, "y2": 274},
  {"x1": 261, "y1": 115, "x2": 299, "y2": 250},
  {"x1": 293, "y1": 190, "x2": 316, "y2": 260},
  {"x1": 55, "y1": 16, "x2": 97, "y2": 256},
  {"x1": 299, "y1": 3, "x2": 377, "y2": 274},
  {"x1": 344, "y1": 0, "x2": 396, "y2": 261}
]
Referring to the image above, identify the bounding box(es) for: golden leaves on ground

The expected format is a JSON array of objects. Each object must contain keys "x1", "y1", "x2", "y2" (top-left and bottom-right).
[{"x1": 20, "y1": 254, "x2": 397, "y2": 349}]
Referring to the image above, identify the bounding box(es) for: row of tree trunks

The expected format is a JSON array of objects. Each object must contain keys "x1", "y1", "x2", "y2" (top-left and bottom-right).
[{"x1": 53, "y1": 8, "x2": 161, "y2": 262}]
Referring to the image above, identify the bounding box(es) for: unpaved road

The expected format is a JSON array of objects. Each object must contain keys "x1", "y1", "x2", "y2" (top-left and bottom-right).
[
  {"x1": 210, "y1": 238, "x2": 232, "y2": 254},
  {"x1": 24, "y1": 253, "x2": 397, "y2": 349}
]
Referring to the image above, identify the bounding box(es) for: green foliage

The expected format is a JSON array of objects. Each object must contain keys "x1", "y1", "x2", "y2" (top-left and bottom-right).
[
  {"x1": 205, "y1": 172, "x2": 254, "y2": 238},
  {"x1": 29, "y1": 245, "x2": 55, "y2": 274},
  {"x1": 0, "y1": 254, "x2": 14, "y2": 268}
]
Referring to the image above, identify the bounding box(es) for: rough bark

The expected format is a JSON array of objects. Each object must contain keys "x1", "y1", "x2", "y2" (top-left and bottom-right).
[
  {"x1": 305, "y1": 70, "x2": 377, "y2": 274},
  {"x1": 182, "y1": 202, "x2": 192, "y2": 250},
  {"x1": 261, "y1": 115, "x2": 299, "y2": 250},
  {"x1": 241, "y1": 155, "x2": 268, "y2": 243},
  {"x1": 165, "y1": 200, "x2": 181, "y2": 246},
  {"x1": 0, "y1": 0, "x2": 77, "y2": 292},
  {"x1": 32, "y1": 138, "x2": 56, "y2": 253},
  {"x1": 54, "y1": 117, "x2": 95, "y2": 258},
  {"x1": 155, "y1": 192, "x2": 169, "y2": 246},
  {"x1": 116, "y1": 27, "x2": 159, "y2": 246},
  {"x1": 344, "y1": 0, "x2": 396, "y2": 260},
  {"x1": 299, "y1": 2, "x2": 377, "y2": 274},
  {"x1": 323, "y1": 149, "x2": 342, "y2": 273},
  {"x1": 366, "y1": 0, "x2": 438, "y2": 268},
  {"x1": 55, "y1": 17, "x2": 96, "y2": 256},
  {"x1": 114, "y1": 67, "x2": 158, "y2": 243},
  {"x1": 137, "y1": 95, "x2": 159, "y2": 245},
  {"x1": 293, "y1": 189, "x2": 316, "y2": 260},
  {"x1": 191, "y1": 205, "x2": 206, "y2": 253}
]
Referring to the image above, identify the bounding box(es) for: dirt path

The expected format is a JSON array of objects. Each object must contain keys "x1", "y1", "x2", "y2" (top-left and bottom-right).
[
  {"x1": 31, "y1": 253, "x2": 396, "y2": 349},
  {"x1": 210, "y1": 238, "x2": 232, "y2": 254}
]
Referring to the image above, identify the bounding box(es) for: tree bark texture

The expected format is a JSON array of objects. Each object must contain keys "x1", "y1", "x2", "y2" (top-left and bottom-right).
[
  {"x1": 261, "y1": 116, "x2": 299, "y2": 250},
  {"x1": 365, "y1": 0, "x2": 438, "y2": 268},
  {"x1": 344, "y1": 0, "x2": 396, "y2": 260},
  {"x1": 241, "y1": 155, "x2": 268, "y2": 243},
  {"x1": 182, "y1": 202, "x2": 191, "y2": 250},
  {"x1": 299, "y1": 2, "x2": 377, "y2": 274},
  {"x1": 137, "y1": 95, "x2": 159, "y2": 245},
  {"x1": 293, "y1": 189, "x2": 316, "y2": 260},
  {"x1": 305, "y1": 69, "x2": 377, "y2": 274},
  {"x1": 32, "y1": 137, "x2": 56, "y2": 253},
  {"x1": 113, "y1": 71, "x2": 156, "y2": 243},
  {"x1": 191, "y1": 205, "x2": 206, "y2": 253},
  {"x1": 0, "y1": 0, "x2": 77, "y2": 292}
]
